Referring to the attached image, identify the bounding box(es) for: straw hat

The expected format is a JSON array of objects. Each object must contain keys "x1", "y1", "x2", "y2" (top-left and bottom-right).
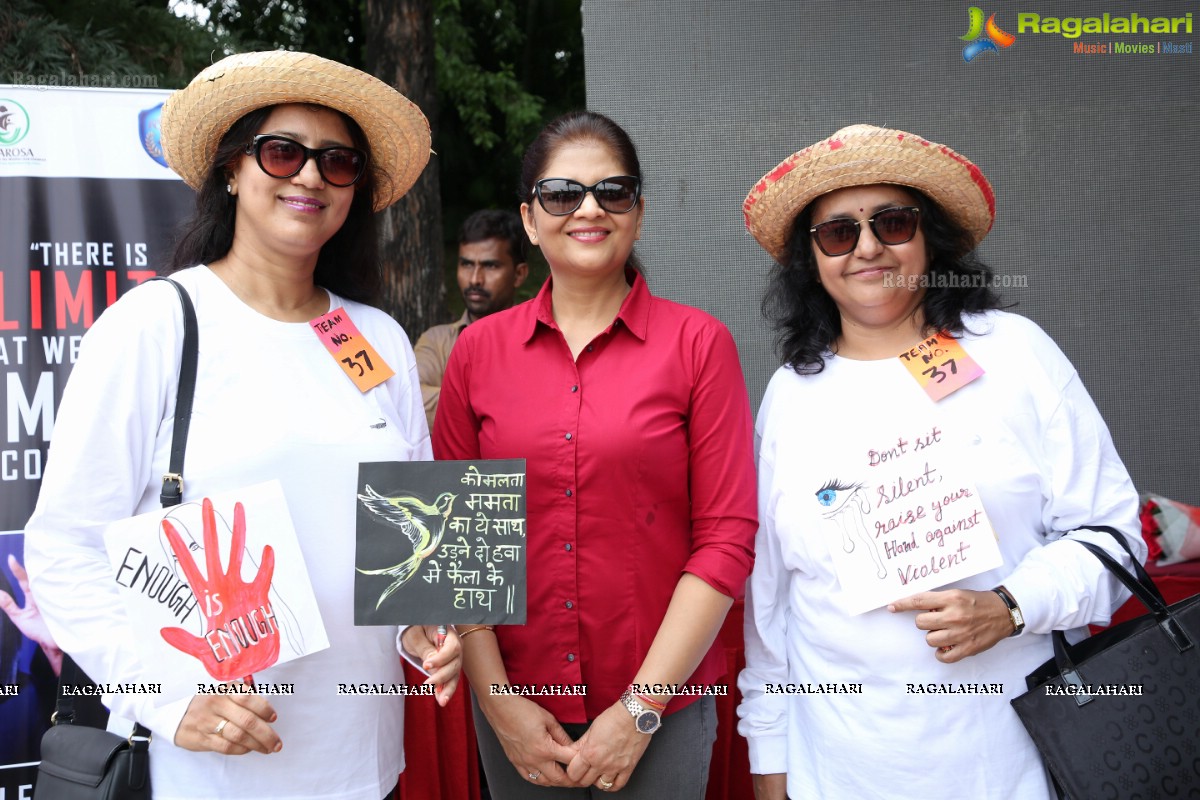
[
  {"x1": 743, "y1": 124, "x2": 995, "y2": 263},
  {"x1": 161, "y1": 51, "x2": 431, "y2": 211}
]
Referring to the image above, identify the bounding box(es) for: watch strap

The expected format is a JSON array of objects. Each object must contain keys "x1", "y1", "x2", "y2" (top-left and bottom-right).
[{"x1": 992, "y1": 585, "x2": 1025, "y2": 636}]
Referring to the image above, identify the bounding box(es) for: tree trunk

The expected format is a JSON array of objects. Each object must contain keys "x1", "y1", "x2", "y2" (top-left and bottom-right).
[{"x1": 365, "y1": 0, "x2": 443, "y2": 340}]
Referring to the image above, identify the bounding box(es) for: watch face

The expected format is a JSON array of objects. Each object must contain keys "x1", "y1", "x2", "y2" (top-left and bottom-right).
[{"x1": 636, "y1": 711, "x2": 660, "y2": 734}]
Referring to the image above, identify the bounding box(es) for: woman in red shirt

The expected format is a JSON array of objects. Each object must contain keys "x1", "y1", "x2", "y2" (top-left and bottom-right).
[{"x1": 433, "y1": 110, "x2": 757, "y2": 797}]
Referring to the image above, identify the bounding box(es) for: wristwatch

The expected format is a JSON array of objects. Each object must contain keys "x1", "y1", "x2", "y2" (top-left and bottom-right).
[
  {"x1": 620, "y1": 689, "x2": 662, "y2": 734},
  {"x1": 992, "y1": 585, "x2": 1025, "y2": 636}
]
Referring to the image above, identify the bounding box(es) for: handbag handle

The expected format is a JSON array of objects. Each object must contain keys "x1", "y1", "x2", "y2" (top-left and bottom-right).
[
  {"x1": 1072, "y1": 525, "x2": 1186, "y2": 638},
  {"x1": 53, "y1": 277, "x2": 197, "y2": 738},
  {"x1": 151, "y1": 277, "x2": 199, "y2": 507},
  {"x1": 1049, "y1": 528, "x2": 1194, "y2": 706}
]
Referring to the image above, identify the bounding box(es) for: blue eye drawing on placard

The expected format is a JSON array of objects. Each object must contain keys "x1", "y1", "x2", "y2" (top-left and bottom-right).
[
  {"x1": 813, "y1": 478, "x2": 886, "y2": 581},
  {"x1": 816, "y1": 482, "x2": 854, "y2": 506},
  {"x1": 815, "y1": 479, "x2": 856, "y2": 508}
]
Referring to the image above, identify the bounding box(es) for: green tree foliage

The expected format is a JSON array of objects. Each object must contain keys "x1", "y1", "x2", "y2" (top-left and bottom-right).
[
  {"x1": 167, "y1": 0, "x2": 583, "y2": 222},
  {"x1": 195, "y1": 0, "x2": 364, "y2": 66},
  {"x1": 1, "y1": 0, "x2": 583, "y2": 319},
  {"x1": 435, "y1": 0, "x2": 582, "y2": 201},
  {"x1": 0, "y1": 0, "x2": 225, "y2": 88},
  {"x1": 433, "y1": 0, "x2": 583, "y2": 310}
]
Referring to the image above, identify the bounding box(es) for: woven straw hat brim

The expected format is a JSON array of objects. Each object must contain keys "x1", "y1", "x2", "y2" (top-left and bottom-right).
[
  {"x1": 161, "y1": 51, "x2": 431, "y2": 212},
  {"x1": 743, "y1": 124, "x2": 995, "y2": 264}
]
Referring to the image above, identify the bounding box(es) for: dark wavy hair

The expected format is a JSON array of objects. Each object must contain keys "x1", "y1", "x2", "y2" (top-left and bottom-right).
[
  {"x1": 518, "y1": 109, "x2": 645, "y2": 273},
  {"x1": 168, "y1": 104, "x2": 382, "y2": 304},
  {"x1": 764, "y1": 188, "x2": 1004, "y2": 374}
]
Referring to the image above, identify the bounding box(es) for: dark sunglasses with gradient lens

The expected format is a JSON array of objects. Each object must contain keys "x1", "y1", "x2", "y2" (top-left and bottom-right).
[
  {"x1": 809, "y1": 206, "x2": 921, "y2": 257},
  {"x1": 245, "y1": 135, "x2": 368, "y2": 187},
  {"x1": 533, "y1": 176, "x2": 641, "y2": 216}
]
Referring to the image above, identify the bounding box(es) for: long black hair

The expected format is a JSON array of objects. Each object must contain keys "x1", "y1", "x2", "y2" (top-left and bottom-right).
[
  {"x1": 764, "y1": 188, "x2": 1004, "y2": 374},
  {"x1": 168, "y1": 104, "x2": 383, "y2": 304}
]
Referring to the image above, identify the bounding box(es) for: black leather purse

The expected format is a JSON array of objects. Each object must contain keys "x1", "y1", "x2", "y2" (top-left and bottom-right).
[
  {"x1": 35, "y1": 659, "x2": 154, "y2": 800},
  {"x1": 34, "y1": 277, "x2": 198, "y2": 800},
  {"x1": 1010, "y1": 526, "x2": 1200, "y2": 798}
]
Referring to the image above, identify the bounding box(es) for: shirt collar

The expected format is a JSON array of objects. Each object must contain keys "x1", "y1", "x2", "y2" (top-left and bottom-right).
[
  {"x1": 524, "y1": 268, "x2": 650, "y2": 344},
  {"x1": 454, "y1": 309, "x2": 472, "y2": 330}
]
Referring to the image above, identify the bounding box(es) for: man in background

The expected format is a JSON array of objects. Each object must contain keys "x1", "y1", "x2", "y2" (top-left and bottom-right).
[{"x1": 415, "y1": 209, "x2": 529, "y2": 431}]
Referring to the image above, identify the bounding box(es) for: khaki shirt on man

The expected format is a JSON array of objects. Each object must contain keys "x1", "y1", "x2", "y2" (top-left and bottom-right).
[{"x1": 414, "y1": 310, "x2": 471, "y2": 431}]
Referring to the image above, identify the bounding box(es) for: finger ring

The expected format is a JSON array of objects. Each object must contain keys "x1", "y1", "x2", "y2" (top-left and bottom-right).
[
  {"x1": 213, "y1": 719, "x2": 228, "y2": 736},
  {"x1": 527, "y1": 771, "x2": 540, "y2": 780},
  {"x1": 599, "y1": 778, "x2": 615, "y2": 789},
  {"x1": 938, "y1": 645, "x2": 953, "y2": 653}
]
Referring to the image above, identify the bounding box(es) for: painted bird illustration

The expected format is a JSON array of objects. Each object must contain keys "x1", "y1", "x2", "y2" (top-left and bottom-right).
[{"x1": 356, "y1": 487, "x2": 456, "y2": 608}]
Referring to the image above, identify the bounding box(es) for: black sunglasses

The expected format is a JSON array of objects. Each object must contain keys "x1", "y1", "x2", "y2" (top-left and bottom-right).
[
  {"x1": 809, "y1": 206, "x2": 921, "y2": 257},
  {"x1": 244, "y1": 134, "x2": 368, "y2": 187},
  {"x1": 533, "y1": 176, "x2": 641, "y2": 216}
]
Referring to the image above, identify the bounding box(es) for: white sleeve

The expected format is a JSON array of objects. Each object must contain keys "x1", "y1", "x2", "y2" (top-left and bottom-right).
[
  {"x1": 23, "y1": 281, "x2": 193, "y2": 739},
  {"x1": 397, "y1": 332, "x2": 433, "y2": 463},
  {"x1": 1001, "y1": 371, "x2": 1145, "y2": 634},
  {"x1": 736, "y1": 427, "x2": 790, "y2": 775}
]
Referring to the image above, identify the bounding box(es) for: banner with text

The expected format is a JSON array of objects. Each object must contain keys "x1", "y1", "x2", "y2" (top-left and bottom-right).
[{"x1": 0, "y1": 85, "x2": 191, "y2": 796}]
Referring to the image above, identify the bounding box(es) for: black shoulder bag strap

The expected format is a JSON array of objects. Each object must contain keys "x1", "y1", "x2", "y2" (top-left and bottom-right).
[
  {"x1": 54, "y1": 276, "x2": 198, "y2": 740},
  {"x1": 153, "y1": 277, "x2": 199, "y2": 508},
  {"x1": 1077, "y1": 524, "x2": 1139, "y2": 560}
]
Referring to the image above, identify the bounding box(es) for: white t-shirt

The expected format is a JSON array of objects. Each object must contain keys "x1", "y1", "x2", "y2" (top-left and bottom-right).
[
  {"x1": 25, "y1": 266, "x2": 431, "y2": 800},
  {"x1": 737, "y1": 310, "x2": 1143, "y2": 800}
]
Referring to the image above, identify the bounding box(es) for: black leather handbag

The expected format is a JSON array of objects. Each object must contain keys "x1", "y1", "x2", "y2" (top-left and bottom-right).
[
  {"x1": 34, "y1": 659, "x2": 153, "y2": 800},
  {"x1": 1010, "y1": 526, "x2": 1200, "y2": 799},
  {"x1": 34, "y1": 277, "x2": 198, "y2": 800}
]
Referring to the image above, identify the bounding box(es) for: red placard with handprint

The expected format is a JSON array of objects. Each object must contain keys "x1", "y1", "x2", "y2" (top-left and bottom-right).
[
  {"x1": 160, "y1": 498, "x2": 280, "y2": 681},
  {"x1": 104, "y1": 480, "x2": 328, "y2": 704}
]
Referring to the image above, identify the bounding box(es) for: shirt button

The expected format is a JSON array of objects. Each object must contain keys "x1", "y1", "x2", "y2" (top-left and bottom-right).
[
  {"x1": 565, "y1": 601, "x2": 574, "y2": 609},
  {"x1": 565, "y1": 488, "x2": 573, "y2": 497},
  {"x1": 564, "y1": 543, "x2": 573, "y2": 552},
  {"x1": 565, "y1": 433, "x2": 573, "y2": 440},
  {"x1": 571, "y1": 385, "x2": 578, "y2": 393},
  {"x1": 567, "y1": 653, "x2": 576, "y2": 662}
]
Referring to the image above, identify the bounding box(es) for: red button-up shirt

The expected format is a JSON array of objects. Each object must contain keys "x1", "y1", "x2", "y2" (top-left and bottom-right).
[{"x1": 433, "y1": 271, "x2": 756, "y2": 721}]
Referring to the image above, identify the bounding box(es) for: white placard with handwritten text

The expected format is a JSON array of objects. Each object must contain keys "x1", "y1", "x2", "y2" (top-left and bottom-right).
[
  {"x1": 819, "y1": 425, "x2": 1003, "y2": 615},
  {"x1": 103, "y1": 480, "x2": 329, "y2": 703}
]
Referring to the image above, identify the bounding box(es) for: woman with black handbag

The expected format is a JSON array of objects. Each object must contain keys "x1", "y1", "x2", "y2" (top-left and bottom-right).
[
  {"x1": 24, "y1": 51, "x2": 460, "y2": 800},
  {"x1": 736, "y1": 124, "x2": 1146, "y2": 800}
]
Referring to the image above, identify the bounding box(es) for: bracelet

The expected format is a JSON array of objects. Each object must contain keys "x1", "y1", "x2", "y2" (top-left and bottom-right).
[
  {"x1": 629, "y1": 686, "x2": 667, "y2": 711},
  {"x1": 457, "y1": 625, "x2": 495, "y2": 640}
]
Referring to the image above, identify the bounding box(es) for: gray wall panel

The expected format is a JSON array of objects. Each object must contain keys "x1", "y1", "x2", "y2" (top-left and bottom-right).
[{"x1": 582, "y1": 0, "x2": 1199, "y2": 504}]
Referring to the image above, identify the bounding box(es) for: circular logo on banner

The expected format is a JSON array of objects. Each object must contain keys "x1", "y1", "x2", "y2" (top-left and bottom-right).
[
  {"x1": 0, "y1": 100, "x2": 31, "y2": 146},
  {"x1": 139, "y1": 102, "x2": 169, "y2": 168}
]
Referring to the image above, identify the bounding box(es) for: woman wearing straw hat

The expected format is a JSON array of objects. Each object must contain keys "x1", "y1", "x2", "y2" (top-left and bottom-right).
[
  {"x1": 736, "y1": 124, "x2": 1143, "y2": 799},
  {"x1": 433, "y1": 110, "x2": 756, "y2": 797},
  {"x1": 24, "y1": 51, "x2": 459, "y2": 800}
]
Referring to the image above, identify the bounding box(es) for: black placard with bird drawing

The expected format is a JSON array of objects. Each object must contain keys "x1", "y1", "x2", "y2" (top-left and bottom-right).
[{"x1": 354, "y1": 459, "x2": 527, "y2": 625}]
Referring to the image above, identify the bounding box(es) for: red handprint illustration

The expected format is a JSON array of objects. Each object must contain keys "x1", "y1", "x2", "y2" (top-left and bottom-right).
[{"x1": 159, "y1": 498, "x2": 280, "y2": 682}]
